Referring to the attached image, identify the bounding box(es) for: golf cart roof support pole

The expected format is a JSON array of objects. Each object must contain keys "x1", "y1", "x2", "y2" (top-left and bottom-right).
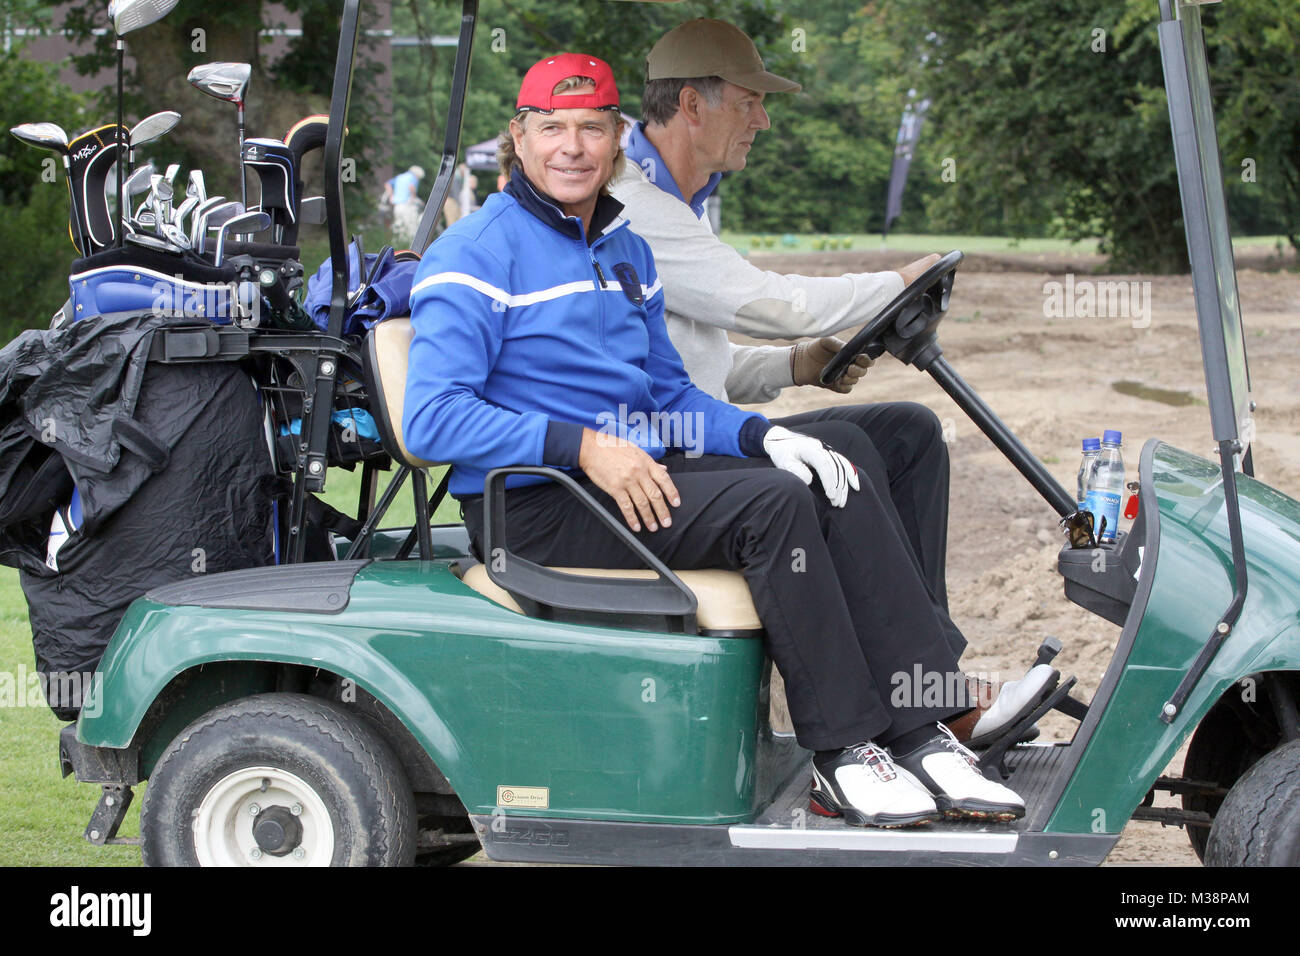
[
  {"x1": 116, "y1": 36, "x2": 125, "y2": 249},
  {"x1": 1161, "y1": 438, "x2": 1248, "y2": 722},
  {"x1": 412, "y1": 0, "x2": 479, "y2": 255},
  {"x1": 284, "y1": 0, "x2": 360, "y2": 563},
  {"x1": 922, "y1": 353, "x2": 1078, "y2": 517},
  {"x1": 1156, "y1": 0, "x2": 1249, "y2": 723},
  {"x1": 324, "y1": 0, "x2": 359, "y2": 341}
]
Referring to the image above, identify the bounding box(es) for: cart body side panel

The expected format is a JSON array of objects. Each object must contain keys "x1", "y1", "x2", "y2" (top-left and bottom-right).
[
  {"x1": 77, "y1": 561, "x2": 766, "y2": 824},
  {"x1": 1047, "y1": 444, "x2": 1300, "y2": 833}
]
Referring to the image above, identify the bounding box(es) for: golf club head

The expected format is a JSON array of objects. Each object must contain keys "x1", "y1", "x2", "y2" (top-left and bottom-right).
[
  {"x1": 187, "y1": 169, "x2": 206, "y2": 204},
  {"x1": 10, "y1": 122, "x2": 70, "y2": 153},
  {"x1": 174, "y1": 195, "x2": 198, "y2": 230},
  {"x1": 187, "y1": 62, "x2": 251, "y2": 105},
  {"x1": 164, "y1": 163, "x2": 179, "y2": 187},
  {"x1": 159, "y1": 220, "x2": 191, "y2": 251},
  {"x1": 281, "y1": 114, "x2": 330, "y2": 245},
  {"x1": 214, "y1": 210, "x2": 270, "y2": 265},
  {"x1": 128, "y1": 110, "x2": 180, "y2": 148},
  {"x1": 109, "y1": 0, "x2": 180, "y2": 36},
  {"x1": 243, "y1": 137, "x2": 296, "y2": 235},
  {"x1": 68, "y1": 124, "x2": 126, "y2": 254},
  {"x1": 299, "y1": 196, "x2": 326, "y2": 225},
  {"x1": 190, "y1": 195, "x2": 227, "y2": 247},
  {"x1": 197, "y1": 200, "x2": 243, "y2": 254},
  {"x1": 124, "y1": 162, "x2": 155, "y2": 197}
]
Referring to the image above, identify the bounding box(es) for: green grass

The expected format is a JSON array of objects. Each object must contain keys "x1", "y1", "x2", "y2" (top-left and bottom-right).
[
  {"x1": 0, "y1": 462, "x2": 460, "y2": 867},
  {"x1": 720, "y1": 231, "x2": 1293, "y2": 259},
  {"x1": 0, "y1": 567, "x2": 143, "y2": 866}
]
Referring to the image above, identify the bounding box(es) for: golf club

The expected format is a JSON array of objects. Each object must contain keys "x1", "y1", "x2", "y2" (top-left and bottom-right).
[
  {"x1": 281, "y1": 114, "x2": 330, "y2": 245},
  {"x1": 109, "y1": 0, "x2": 181, "y2": 247},
  {"x1": 127, "y1": 110, "x2": 180, "y2": 169},
  {"x1": 299, "y1": 195, "x2": 326, "y2": 225},
  {"x1": 67, "y1": 124, "x2": 126, "y2": 254},
  {"x1": 189, "y1": 195, "x2": 228, "y2": 248},
  {"x1": 9, "y1": 122, "x2": 88, "y2": 253},
  {"x1": 187, "y1": 169, "x2": 206, "y2": 206},
  {"x1": 187, "y1": 62, "x2": 252, "y2": 207},
  {"x1": 196, "y1": 200, "x2": 243, "y2": 256},
  {"x1": 243, "y1": 137, "x2": 296, "y2": 242},
  {"x1": 214, "y1": 210, "x2": 270, "y2": 266}
]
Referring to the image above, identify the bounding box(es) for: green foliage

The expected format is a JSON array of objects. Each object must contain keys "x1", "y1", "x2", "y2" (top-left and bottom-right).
[
  {"x1": 0, "y1": 50, "x2": 93, "y2": 338},
  {"x1": 883, "y1": 0, "x2": 1298, "y2": 271}
]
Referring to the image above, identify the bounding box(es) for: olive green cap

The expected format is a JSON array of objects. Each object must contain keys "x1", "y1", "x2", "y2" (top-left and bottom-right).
[{"x1": 646, "y1": 18, "x2": 801, "y2": 93}]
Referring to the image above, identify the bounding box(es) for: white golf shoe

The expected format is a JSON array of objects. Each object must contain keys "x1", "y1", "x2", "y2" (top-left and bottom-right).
[
  {"x1": 810, "y1": 741, "x2": 942, "y2": 828},
  {"x1": 891, "y1": 724, "x2": 1026, "y2": 821}
]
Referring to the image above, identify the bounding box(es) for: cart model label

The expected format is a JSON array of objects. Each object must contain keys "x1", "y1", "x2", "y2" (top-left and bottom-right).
[{"x1": 497, "y1": 785, "x2": 549, "y2": 809}]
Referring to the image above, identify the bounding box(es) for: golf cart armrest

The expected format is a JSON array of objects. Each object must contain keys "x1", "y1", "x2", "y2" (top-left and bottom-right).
[{"x1": 482, "y1": 466, "x2": 699, "y2": 634}]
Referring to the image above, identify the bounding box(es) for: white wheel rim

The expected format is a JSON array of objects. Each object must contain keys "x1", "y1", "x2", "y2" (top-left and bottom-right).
[{"x1": 193, "y1": 766, "x2": 335, "y2": 866}]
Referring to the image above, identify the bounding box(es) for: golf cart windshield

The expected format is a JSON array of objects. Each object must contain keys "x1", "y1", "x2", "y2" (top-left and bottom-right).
[{"x1": 1158, "y1": 0, "x2": 1253, "y2": 467}]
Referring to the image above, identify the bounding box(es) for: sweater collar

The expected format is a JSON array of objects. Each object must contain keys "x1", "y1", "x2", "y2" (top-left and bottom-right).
[
  {"x1": 624, "y1": 122, "x2": 721, "y2": 217},
  {"x1": 504, "y1": 168, "x2": 625, "y2": 244}
]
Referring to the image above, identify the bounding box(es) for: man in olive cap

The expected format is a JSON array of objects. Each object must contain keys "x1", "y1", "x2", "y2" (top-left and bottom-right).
[{"x1": 610, "y1": 19, "x2": 1057, "y2": 750}]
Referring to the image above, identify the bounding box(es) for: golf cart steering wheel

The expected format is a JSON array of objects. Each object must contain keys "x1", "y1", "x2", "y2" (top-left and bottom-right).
[{"x1": 820, "y1": 249, "x2": 964, "y2": 385}]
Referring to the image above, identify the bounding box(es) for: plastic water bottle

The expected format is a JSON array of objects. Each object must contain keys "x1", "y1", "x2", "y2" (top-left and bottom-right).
[
  {"x1": 1076, "y1": 437, "x2": 1101, "y2": 509},
  {"x1": 1085, "y1": 430, "x2": 1125, "y2": 544}
]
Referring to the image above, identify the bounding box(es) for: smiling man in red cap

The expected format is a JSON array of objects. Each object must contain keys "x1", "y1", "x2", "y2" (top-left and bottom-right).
[{"x1": 403, "y1": 54, "x2": 1026, "y2": 829}]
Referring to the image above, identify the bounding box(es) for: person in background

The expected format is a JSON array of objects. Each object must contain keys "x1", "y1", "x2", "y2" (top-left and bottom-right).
[{"x1": 383, "y1": 164, "x2": 425, "y2": 246}]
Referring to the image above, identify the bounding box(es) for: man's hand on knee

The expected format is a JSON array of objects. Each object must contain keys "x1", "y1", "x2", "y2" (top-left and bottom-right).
[
  {"x1": 579, "y1": 428, "x2": 682, "y2": 533},
  {"x1": 762, "y1": 426, "x2": 860, "y2": 508},
  {"x1": 791, "y1": 337, "x2": 872, "y2": 394}
]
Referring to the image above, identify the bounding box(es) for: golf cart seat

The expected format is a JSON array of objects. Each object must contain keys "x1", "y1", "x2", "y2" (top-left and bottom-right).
[{"x1": 363, "y1": 317, "x2": 763, "y2": 635}]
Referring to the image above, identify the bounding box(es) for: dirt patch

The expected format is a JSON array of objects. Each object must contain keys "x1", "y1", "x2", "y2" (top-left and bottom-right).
[{"x1": 744, "y1": 253, "x2": 1300, "y2": 866}]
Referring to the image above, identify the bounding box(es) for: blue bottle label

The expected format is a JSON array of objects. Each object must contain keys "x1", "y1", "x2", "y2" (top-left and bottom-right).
[{"x1": 1085, "y1": 490, "x2": 1122, "y2": 542}]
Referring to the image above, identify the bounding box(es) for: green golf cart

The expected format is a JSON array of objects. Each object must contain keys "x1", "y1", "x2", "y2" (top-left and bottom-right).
[{"x1": 56, "y1": 0, "x2": 1300, "y2": 866}]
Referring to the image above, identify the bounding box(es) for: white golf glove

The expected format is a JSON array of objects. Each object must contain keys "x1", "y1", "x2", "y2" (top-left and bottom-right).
[{"x1": 761, "y1": 425, "x2": 860, "y2": 508}]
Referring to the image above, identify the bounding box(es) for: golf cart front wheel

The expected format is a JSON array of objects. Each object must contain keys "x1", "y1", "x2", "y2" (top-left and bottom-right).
[
  {"x1": 1203, "y1": 739, "x2": 1300, "y2": 867},
  {"x1": 140, "y1": 693, "x2": 416, "y2": 867}
]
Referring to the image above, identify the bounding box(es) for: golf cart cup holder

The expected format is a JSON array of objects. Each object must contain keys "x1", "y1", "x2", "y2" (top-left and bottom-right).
[
  {"x1": 482, "y1": 466, "x2": 699, "y2": 634},
  {"x1": 1056, "y1": 504, "x2": 1144, "y2": 626}
]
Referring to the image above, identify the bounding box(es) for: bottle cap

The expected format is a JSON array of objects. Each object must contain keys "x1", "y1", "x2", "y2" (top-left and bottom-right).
[
  {"x1": 1082, "y1": 437, "x2": 1100, "y2": 451},
  {"x1": 1103, "y1": 429, "x2": 1122, "y2": 444}
]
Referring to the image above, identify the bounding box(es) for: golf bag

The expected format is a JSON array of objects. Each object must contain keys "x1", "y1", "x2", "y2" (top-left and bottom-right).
[
  {"x1": 0, "y1": 311, "x2": 276, "y2": 720},
  {"x1": 68, "y1": 245, "x2": 247, "y2": 325}
]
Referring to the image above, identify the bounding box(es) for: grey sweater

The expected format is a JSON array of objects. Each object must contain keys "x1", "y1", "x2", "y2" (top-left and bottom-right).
[{"x1": 610, "y1": 161, "x2": 905, "y2": 404}]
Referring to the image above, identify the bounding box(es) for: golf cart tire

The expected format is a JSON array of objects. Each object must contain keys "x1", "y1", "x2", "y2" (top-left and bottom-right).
[
  {"x1": 1181, "y1": 693, "x2": 1277, "y2": 861},
  {"x1": 1203, "y1": 740, "x2": 1300, "y2": 867},
  {"x1": 140, "y1": 692, "x2": 416, "y2": 867}
]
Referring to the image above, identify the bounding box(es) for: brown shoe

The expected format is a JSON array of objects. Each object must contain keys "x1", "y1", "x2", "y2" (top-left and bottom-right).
[{"x1": 944, "y1": 677, "x2": 1000, "y2": 743}]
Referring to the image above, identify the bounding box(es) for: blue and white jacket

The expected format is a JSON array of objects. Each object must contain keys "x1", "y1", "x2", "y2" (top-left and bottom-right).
[{"x1": 404, "y1": 169, "x2": 771, "y2": 498}]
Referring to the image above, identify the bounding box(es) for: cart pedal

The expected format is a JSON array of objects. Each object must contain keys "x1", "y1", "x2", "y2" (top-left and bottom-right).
[
  {"x1": 978, "y1": 677, "x2": 1079, "y2": 780},
  {"x1": 1032, "y1": 637, "x2": 1089, "y2": 721}
]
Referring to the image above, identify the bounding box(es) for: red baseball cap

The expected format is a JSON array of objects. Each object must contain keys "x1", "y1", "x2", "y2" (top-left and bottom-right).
[{"x1": 517, "y1": 53, "x2": 620, "y2": 113}]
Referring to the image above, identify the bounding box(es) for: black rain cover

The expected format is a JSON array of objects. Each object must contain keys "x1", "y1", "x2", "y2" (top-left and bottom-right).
[{"x1": 0, "y1": 314, "x2": 275, "y2": 719}]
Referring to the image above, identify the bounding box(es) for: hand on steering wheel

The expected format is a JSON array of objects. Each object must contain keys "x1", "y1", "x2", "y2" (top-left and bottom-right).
[{"x1": 819, "y1": 250, "x2": 964, "y2": 386}]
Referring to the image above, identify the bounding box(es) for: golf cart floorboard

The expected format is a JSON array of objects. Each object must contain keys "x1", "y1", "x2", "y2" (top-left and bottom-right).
[
  {"x1": 477, "y1": 742, "x2": 1119, "y2": 865},
  {"x1": 754, "y1": 741, "x2": 1071, "y2": 834}
]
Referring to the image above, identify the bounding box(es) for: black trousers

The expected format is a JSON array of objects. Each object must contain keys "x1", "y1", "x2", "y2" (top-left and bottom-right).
[
  {"x1": 462, "y1": 401, "x2": 967, "y2": 752},
  {"x1": 771, "y1": 402, "x2": 956, "y2": 645}
]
